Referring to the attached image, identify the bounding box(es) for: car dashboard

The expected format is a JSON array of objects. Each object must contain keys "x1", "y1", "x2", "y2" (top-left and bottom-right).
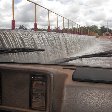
[
  {"x1": 0, "y1": 64, "x2": 68, "y2": 112},
  {"x1": 0, "y1": 64, "x2": 112, "y2": 112}
]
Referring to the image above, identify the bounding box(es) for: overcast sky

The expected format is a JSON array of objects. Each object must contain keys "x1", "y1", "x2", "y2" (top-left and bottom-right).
[{"x1": 0, "y1": 0, "x2": 112, "y2": 29}]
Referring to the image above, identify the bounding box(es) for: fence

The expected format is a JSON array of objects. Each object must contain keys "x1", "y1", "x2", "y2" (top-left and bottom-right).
[{"x1": 10, "y1": 0, "x2": 96, "y2": 36}]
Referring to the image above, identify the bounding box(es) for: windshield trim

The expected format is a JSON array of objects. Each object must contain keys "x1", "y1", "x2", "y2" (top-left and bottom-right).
[{"x1": 0, "y1": 62, "x2": 112, "y2": 69}]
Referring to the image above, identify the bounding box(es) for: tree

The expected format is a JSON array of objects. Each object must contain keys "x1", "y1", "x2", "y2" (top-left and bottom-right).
[{"x1": 99, "y1": 26, "x2": 112, "y2": 35}]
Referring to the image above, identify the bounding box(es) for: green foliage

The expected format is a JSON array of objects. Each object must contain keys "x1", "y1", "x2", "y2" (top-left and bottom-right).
[
  {"x1": 87, "y1": 25, "x2": 112, "y2": 36},
  {"x1": 26, "y1": 24, "x2": 112, "y2": 36}
]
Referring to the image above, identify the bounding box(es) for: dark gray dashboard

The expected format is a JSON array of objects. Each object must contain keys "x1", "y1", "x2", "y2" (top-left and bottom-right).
[{"x1": 72, "y1": 67, "x2": 112, "y2": 83}]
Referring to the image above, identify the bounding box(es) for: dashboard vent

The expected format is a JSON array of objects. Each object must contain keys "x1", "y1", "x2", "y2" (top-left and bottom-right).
[{"x1": 30, "y1": 74, "x2": 47, "y2": 111}]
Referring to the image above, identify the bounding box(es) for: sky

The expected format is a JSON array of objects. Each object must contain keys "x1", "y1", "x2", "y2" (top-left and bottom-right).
[{"x1": 0, "y1": 0, "x2": 112, "y2": 29}]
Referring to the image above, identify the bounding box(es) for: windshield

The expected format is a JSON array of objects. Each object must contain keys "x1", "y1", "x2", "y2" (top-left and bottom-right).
[
  {"x1": 0, "y1": 30, "x2": 112, "y2": 68},
  {"x1": 0, "y1": 0, "x2": 112, "y2": 68}
]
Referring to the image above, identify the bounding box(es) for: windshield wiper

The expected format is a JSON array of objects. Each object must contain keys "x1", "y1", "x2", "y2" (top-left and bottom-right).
[
  {"x1": 0, "y1": 48, "x2": 45, "y2": 54},
  {"x1": 55, "y1": 50, "x2": 112, "y2": 64}
]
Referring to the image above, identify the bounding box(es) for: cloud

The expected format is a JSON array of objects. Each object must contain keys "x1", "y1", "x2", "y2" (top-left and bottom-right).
[
  {"x1": 0, "y1": 0, "x2": 112, "y2": 29},
  {"x1": 92, "y1": 12, "x2": 106, "y2": 22},
  {"x1": 15, "y1": 0, "x2": 22, "y2": 4},
  {"x1": 87, "y1": 0, "x2": 107, "y2": 6}
]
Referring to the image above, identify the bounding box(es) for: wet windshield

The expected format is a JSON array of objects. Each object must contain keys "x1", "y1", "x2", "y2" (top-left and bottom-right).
[
  {"x1": 0, "y1": 0, "x2": 112, "y2": 68},
  {"x1": 0, "y1": 30, "x2": 112, "y2": 68}
]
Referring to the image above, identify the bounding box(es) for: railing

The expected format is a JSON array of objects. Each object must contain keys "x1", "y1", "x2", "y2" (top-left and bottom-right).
[{"x1": 10, "y1": 0, "x2": 96, "y2": 36}]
